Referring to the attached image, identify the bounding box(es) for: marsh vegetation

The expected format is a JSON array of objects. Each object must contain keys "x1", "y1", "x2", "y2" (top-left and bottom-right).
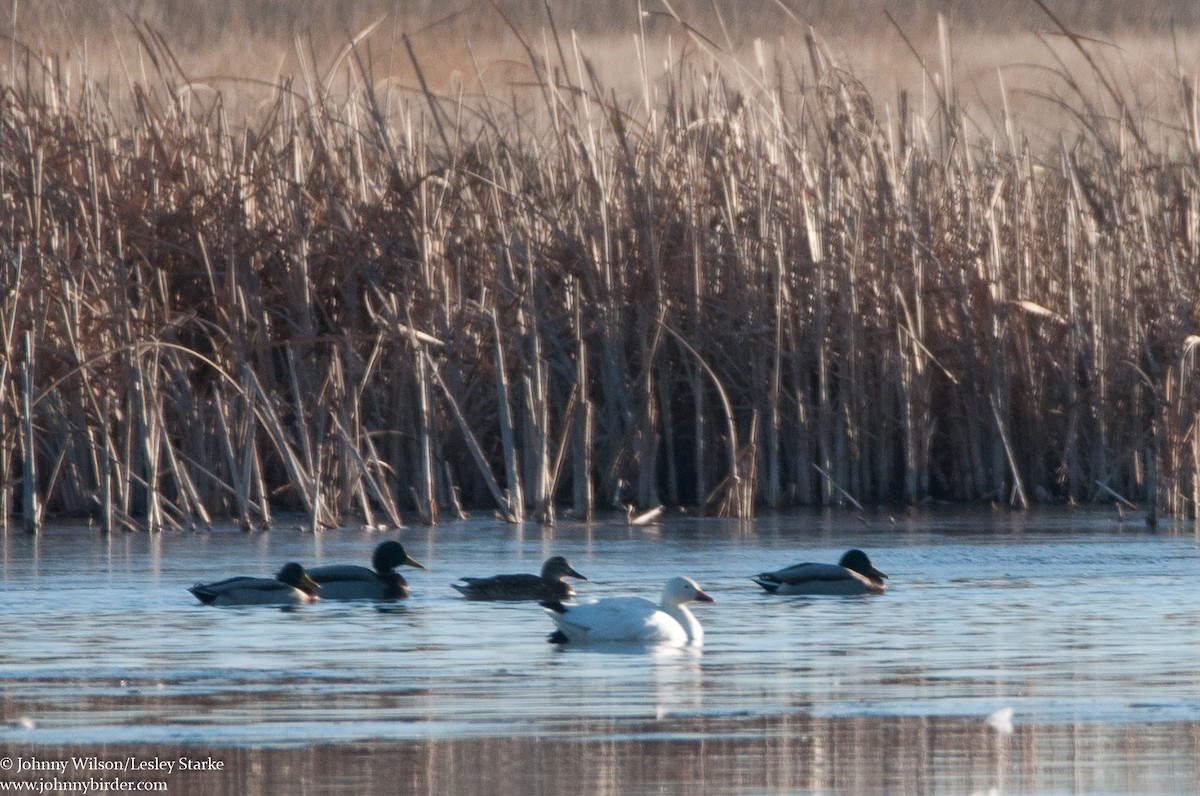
[{"x1": 2, "y1": 1, "x2": 1200, "y2": 530}]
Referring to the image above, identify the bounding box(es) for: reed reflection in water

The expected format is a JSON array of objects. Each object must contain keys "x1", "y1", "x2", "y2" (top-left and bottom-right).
[{"x1": 5, "y1": 714, "x2": 1200, "y2": 795}]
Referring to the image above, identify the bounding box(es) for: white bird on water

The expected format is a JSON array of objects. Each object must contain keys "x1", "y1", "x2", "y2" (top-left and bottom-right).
[{"x1": 542, "y1": 576, "x2": 714, "y2": 646}]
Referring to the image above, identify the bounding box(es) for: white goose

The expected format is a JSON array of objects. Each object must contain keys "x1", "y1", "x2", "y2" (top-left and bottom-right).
[
  {"x1": 751, "y1": 548, "x2": 888, "y2": 595},
  {"x1": 542, "y1": 576, "x2": 713, "y2": 646}
]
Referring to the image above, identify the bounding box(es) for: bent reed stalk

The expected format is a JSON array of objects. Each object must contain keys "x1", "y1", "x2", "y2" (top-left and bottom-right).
[{"x1": 2, "y1": 18, "x2": 1200, "y2": 530}]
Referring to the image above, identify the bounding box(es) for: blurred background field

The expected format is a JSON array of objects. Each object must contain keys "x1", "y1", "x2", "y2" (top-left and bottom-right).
[{"x1": 9, "y1": 0, "x2": 1200, "y2": 121}]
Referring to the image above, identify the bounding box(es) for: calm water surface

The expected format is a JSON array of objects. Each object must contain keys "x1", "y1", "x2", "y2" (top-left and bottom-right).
[{"x1": 1, "y1": 509, "x2": 1198, "y2": 793}]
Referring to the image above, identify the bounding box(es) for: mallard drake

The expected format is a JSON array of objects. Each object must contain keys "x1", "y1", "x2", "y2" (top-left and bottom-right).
[
  {"x1": 542, "y1": 576, "x2": 713, "y2": 646},
  {"x1": 307, "y1": 541, "x2": 425, "y2": 600},
  {"x1": 451, "y1": 556, "x2": 587, "y2": 601},
  {"x1": 189, "y1": 562, "x2": 320, "y2": 606},
  {"x1": 751, "y1": 548, "x2": 888, "y2": 595}
]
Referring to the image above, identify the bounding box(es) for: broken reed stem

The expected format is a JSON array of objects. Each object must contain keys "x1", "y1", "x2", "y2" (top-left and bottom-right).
[
  {"x1": 658, "y1": 321, "x2": 744, "y2": 517},
  {"x1": 21, "y1": 335, "x2": 40, "y2": 533},
  {"x1": 1094, "y1": 479, "x2": 1138, "y2": 509},
  {"x1": 812, "y1": 463, "x2": 866, "y2": 513},
  {"x1": 213, "y1": 391, "x2": 252, "y2": 530},
  {"x1": 0, "y1": 412, "x2": 8, "y2": 534},
  {"x1": 425, "y1": 352, "x2": 512, "y2": 516},
  {"x1": 990, "y1": 394, "x2": 1029, "y2": 510},
  {"x1": 572, "y1": 303, "x2": 595, "y2": 521},
  {"x1": 492, "y1": 311, "x2": 525, "y2": 523},
  {"x1": 414, "y1": 344, "x2": 437, "y2": 525},
  {"x1": 98, "y1": 409, "x2": 113, "y2": 534}
]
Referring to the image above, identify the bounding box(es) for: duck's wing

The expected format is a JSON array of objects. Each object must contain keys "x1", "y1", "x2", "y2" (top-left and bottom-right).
[
  {"x1": 191, "y1": 575, "x2": 262, "y2": 593},
  {"x1": 752, "y1": 561, "x2": 818, "y2": 591},
  {"x1": 308, "y1": 564, "x2": 389, "y2": 599},
  {"x1": 308, "y1": 564, "x2": 377, "y2": 583},
  {"x1": 755, "y1": 561, "x2": 841, "y2": 583}
]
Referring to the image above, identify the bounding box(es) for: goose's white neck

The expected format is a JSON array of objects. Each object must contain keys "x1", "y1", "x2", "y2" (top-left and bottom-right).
[{"x1": 663, "y1": 603, "x2": 704, "y2": 644}]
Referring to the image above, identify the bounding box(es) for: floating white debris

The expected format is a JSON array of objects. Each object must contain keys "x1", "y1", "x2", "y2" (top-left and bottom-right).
[
  {"x1": 986, "y1": 707, "x2": 1014, "y2": 734},
  {"x1": 626, "y1": 505, "x2": 664, "y2": 526}
]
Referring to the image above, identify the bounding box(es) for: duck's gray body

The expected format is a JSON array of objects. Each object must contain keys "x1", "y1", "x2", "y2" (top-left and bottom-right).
[
  {"x1": 752, "y1": 549, "x2": 888, "y2": 595},
  {"x1": 189, "y1": 562, "x2": 320, "y2": 606},
  {"x1": 308, "y1": 541, "x2": 425, "y2": 600}
]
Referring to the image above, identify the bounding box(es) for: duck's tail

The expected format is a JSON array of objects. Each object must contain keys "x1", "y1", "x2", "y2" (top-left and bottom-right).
[
  {"x1": 188, "y1": 585, "x2": 218, "y2": 605},
  {"x1": 750, "y1": 575, "x2": 781, "y2": 593},
  {"x1": 449, "y1": 582, "x2": 478, "y2": 599}
]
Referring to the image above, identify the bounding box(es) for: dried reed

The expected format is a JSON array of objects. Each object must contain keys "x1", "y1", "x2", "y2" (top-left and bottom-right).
[{"x1": 2, "y1": 12, "x2": 1199, "y2": 529}]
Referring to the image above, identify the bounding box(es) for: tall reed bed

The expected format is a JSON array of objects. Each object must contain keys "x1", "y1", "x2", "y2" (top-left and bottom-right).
[{"x1": 2, "y1": 19, "x2": 1199, "y2": 531}]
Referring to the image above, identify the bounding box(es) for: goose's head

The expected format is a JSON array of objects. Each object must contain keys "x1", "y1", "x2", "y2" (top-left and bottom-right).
[
  {"x1": 275, "y1": 562, "x2": 320, "y2": 596},
  {"x1": 661, "y1": 576, "x2": 714, "y2": 607},
  {"x1": 374, "y1": 541, "x2": 425, "y2": 574},
  {"x1": 839, "y1": 549, "x2": 888, "y2": 581},
  {"x1": 542, "y1": 556, "x2": 587, "y2": 582}
]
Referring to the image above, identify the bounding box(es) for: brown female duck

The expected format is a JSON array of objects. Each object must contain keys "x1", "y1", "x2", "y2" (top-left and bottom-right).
[{"x1": 451, "y1": 556, "x2": 587, "y2": 601}]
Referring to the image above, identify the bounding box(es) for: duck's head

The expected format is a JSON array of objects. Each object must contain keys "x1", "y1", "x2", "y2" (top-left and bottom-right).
[
  {"x1": 662, "y1": 576, "x2": 714, "y2": 607},
  {"x1": 839, "y1": 549, "x2": 888, "y2": 581},
  {"x1": 276, "y1": 562, "x2": 321, "y2": 596},
  {"x1": 542, "y1": 556, "x2": 587, "y2": 582},
  {"x1": 374, "y1": 541, "x2": 425, "y2": 574}
]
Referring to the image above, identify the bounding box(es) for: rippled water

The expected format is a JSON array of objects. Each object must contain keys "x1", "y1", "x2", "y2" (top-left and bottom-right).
[{"x1": 1, "y1": 509, "x2": 1199, "y2": 792}]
